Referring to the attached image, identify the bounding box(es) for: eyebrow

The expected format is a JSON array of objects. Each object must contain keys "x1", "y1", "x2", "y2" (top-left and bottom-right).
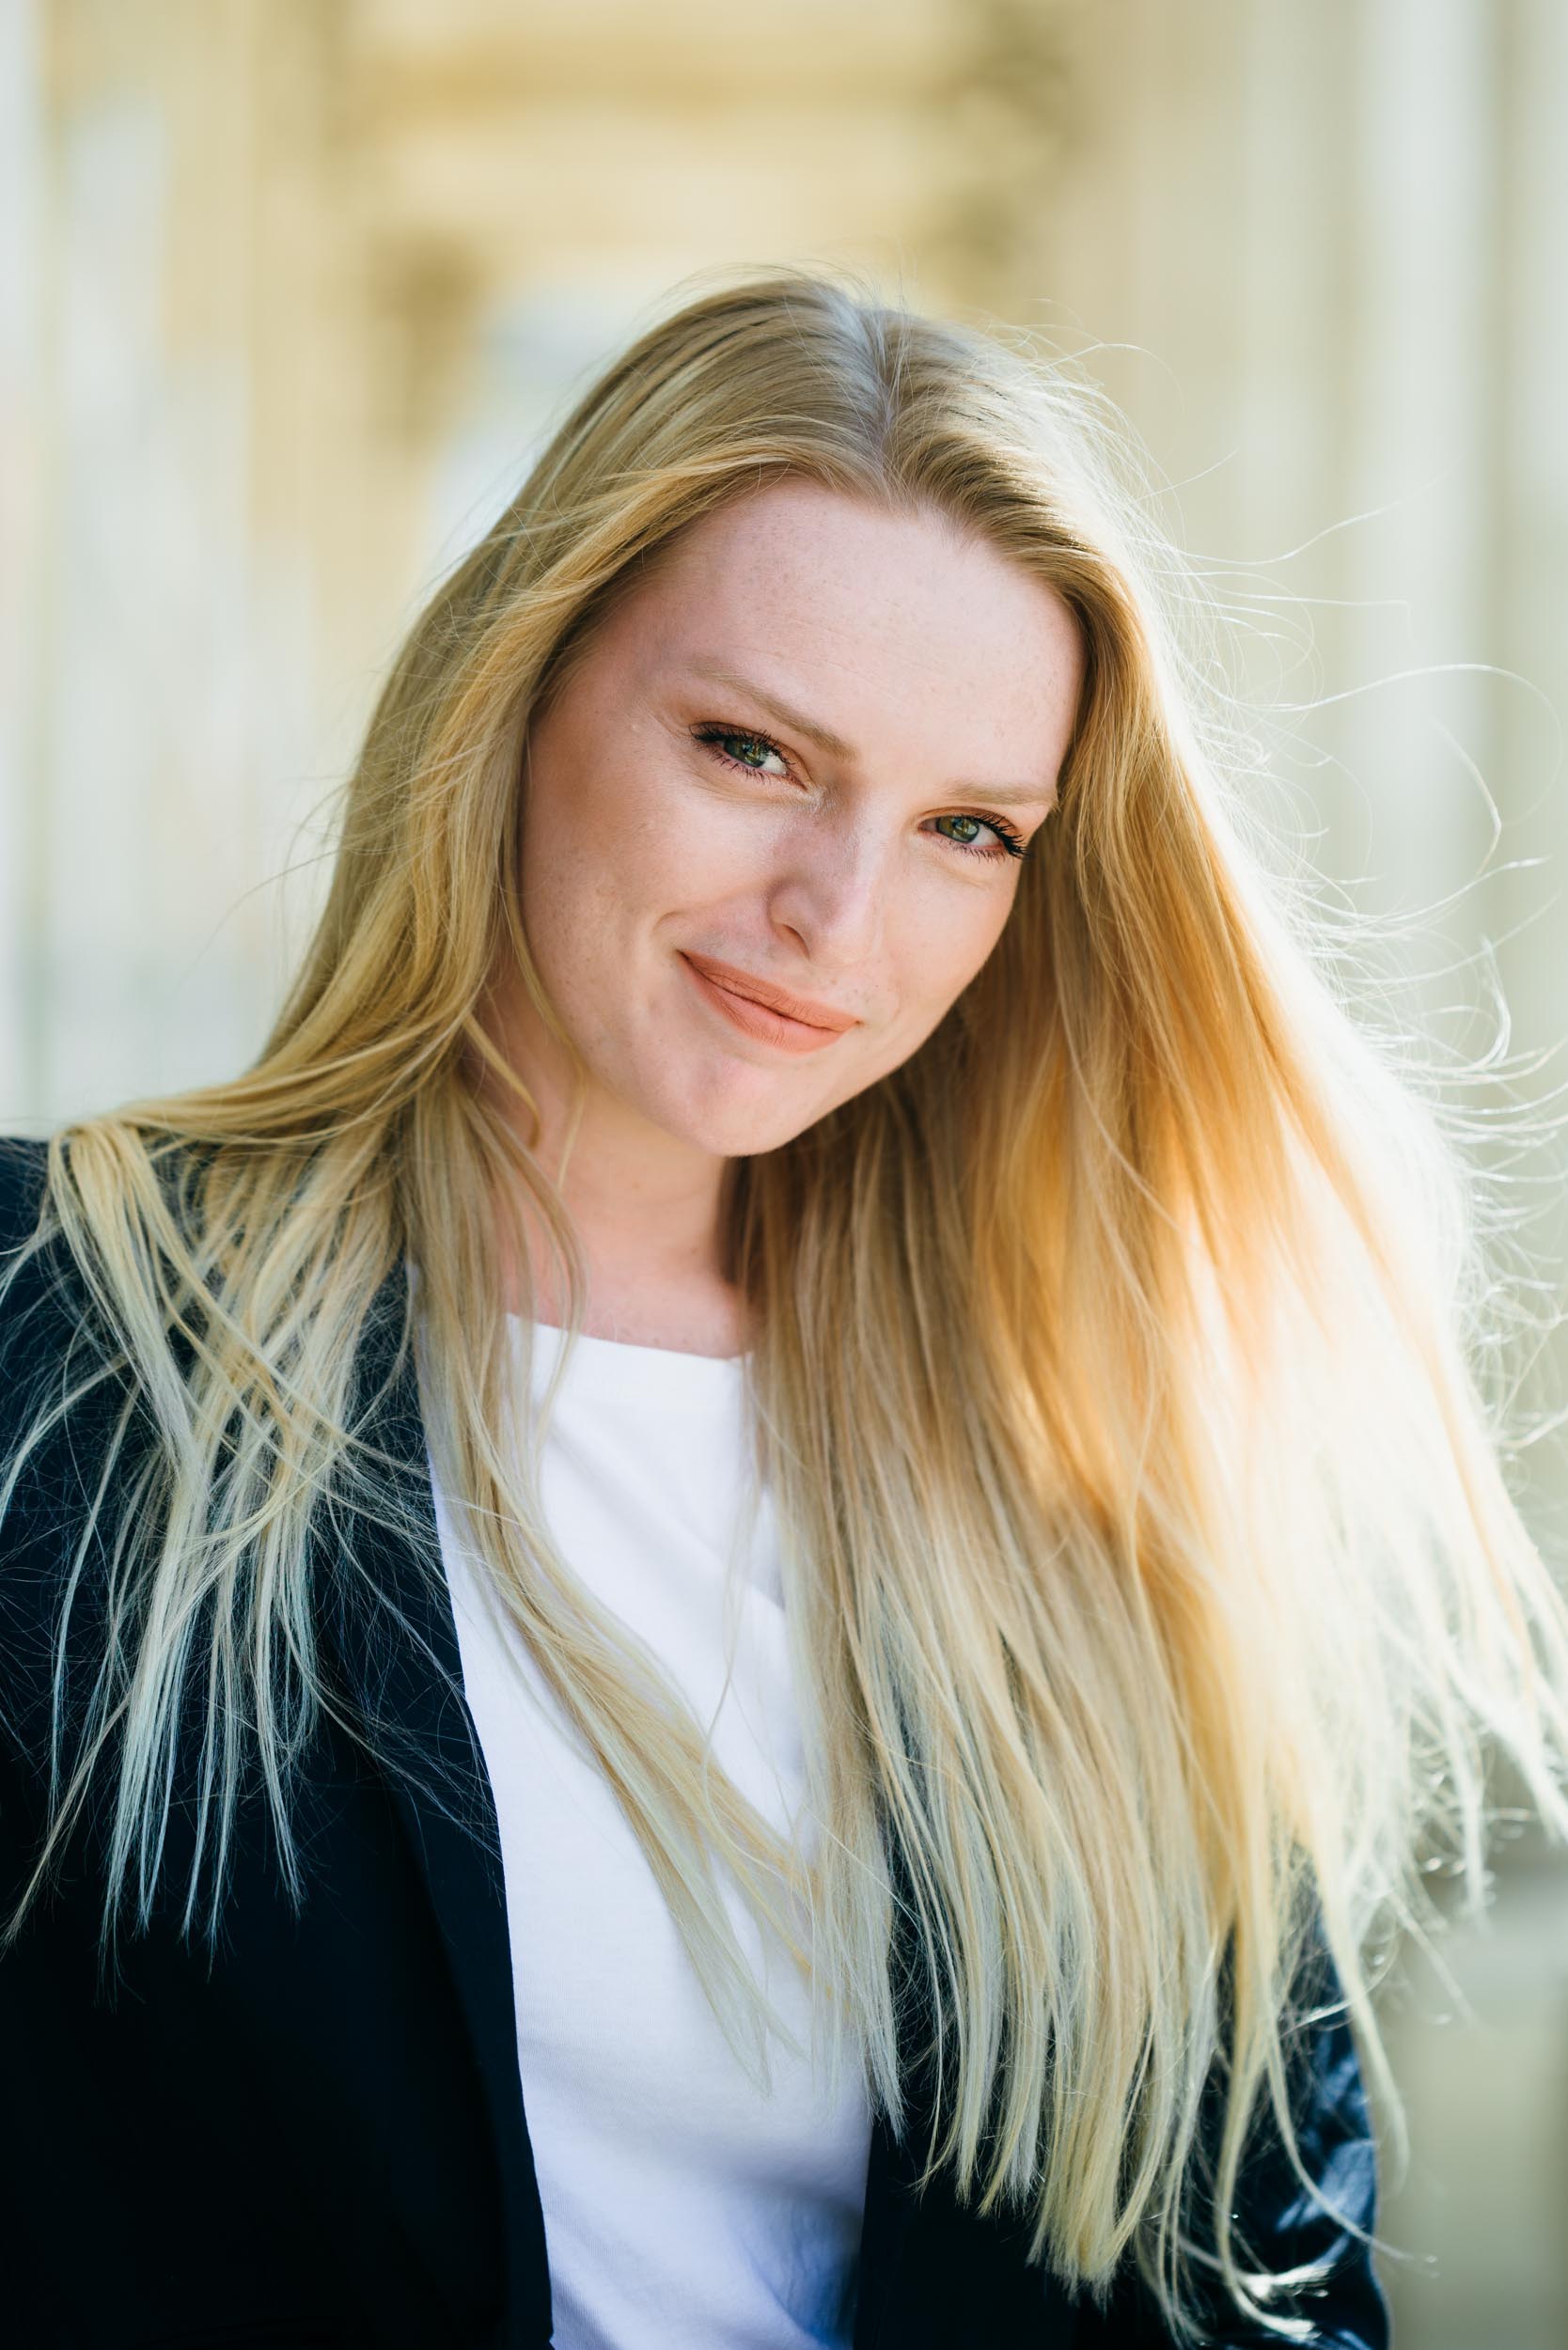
[{"x1": 683, "y1": 661, "x2": 1059, "y2": 808}]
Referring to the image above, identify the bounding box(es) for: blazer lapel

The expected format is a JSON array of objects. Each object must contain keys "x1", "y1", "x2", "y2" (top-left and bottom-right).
[{"x1": 318, "y1": 1262, "x2": 553, "y2": 2348}]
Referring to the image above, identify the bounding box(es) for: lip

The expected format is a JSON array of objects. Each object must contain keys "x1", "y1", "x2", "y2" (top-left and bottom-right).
[
  {"x1": 680, "y1": 951, "x2": 858, "y2": 1055},
  {"x1": 680, "y1": 951, "x2": 860, "y2": 1033}
]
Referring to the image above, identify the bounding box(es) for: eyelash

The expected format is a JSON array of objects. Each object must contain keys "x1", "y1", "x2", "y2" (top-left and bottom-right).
[{"x1": 689, "y1": 723, "x2": 1032, "y2": 863}]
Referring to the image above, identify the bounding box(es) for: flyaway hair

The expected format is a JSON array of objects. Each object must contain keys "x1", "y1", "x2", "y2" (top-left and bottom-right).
[{"x1": 4, "y1": 263, "x2": 1568, "y2": 2342}]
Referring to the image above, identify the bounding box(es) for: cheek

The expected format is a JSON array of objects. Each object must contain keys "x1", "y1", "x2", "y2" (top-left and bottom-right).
[
  {"x1": 622, "y1": 760, "x2": 771, "y2": 889},
  {"x1": 891, "y1": 890, "x2": 1013, "y2": 1026},
  {"x1": 518, "y1": 763, "x2": 749, "y2": 995}
]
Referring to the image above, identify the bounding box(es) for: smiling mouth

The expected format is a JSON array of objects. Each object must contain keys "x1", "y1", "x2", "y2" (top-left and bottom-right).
[
  {"x1": 681, "y1": 949, "x2": 858, "y2": 1031},
  {"x1": 679, "y1": 954, "x2": 854, "y2": 1055}
]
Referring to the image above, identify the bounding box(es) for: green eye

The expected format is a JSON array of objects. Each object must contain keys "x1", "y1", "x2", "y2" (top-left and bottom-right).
[{"x1": 706, "y1": 728, "x2": 781, "y2": 772}]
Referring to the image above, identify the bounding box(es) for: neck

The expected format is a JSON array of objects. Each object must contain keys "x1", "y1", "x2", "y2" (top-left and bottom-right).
[{"x1": 472, "y1": 1009, "x2": 750, "y2": 1357}]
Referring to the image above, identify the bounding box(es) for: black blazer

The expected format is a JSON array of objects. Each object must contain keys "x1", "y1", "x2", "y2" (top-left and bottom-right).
[{"x1": 0, "y1": 1136, "x2": 1390, "y2": 2349}]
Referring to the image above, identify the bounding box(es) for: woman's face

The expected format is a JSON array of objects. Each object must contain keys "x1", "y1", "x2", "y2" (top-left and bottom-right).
[{"x1": 513, "y1": 478, "x2": 1084, "y2": 1161}]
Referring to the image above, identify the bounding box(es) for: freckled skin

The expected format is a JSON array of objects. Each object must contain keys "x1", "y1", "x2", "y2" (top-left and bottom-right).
[{"x1": 480, "y1": 478, "x2": 1084, "y2": 1351}]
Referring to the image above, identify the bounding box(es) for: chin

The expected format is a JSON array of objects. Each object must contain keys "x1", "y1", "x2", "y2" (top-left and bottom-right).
[{"x1": 660, "y1": 1073, "x2": 835, "y2": 1161}]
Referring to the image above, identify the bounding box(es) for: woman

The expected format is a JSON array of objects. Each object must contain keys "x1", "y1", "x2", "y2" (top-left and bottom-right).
[{"x1": 3, "y1": 267, "x2": 1565, "y2": 2350}]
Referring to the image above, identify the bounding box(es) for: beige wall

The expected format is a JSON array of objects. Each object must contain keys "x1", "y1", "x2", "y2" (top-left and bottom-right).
[{"x1": 7, "y1": 3, "x2": 1568, "y2": 2337}]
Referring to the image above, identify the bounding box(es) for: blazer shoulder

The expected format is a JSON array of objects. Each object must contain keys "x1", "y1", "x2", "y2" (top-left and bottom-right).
[
  {"x1": 0, "y1": 1137, "x2": 106, "y2": 1785},
  {"x1": 0, "y1": 1126, "x2": 114, "y2": 1465},
  {"x1": 0, "y1": 1134, "x2": 52, "y2": 1254},
  {"x1": 0, "y1": 1135, "x2": 98, "y2": 1394}
]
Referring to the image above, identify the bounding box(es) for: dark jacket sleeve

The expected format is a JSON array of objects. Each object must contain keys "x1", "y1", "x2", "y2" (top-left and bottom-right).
[{"x1": 1073, "y1": 1927, "x2": 1391, "y2": 2348}]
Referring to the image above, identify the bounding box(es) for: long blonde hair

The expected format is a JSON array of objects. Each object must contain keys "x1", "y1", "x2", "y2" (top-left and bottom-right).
[{"x1": 5, "y1": 264, "x2": 1567, "y2": 2341}]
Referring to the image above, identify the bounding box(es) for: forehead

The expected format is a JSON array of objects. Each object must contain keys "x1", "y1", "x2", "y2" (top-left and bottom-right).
[{"x1": 618, "y1": 478, "x2": 1084, "y2": 776}]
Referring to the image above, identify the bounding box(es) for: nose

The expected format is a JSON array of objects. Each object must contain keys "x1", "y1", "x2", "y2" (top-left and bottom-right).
[{"x1": 761, "y1": 821, "x2": 890, "y2": 969}]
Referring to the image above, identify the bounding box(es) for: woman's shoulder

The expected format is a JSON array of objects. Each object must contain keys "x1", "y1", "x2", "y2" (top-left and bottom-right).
[
  {"x1": 0, "y1": 1133, "x2": 50, "y2": 1245},
  {"x1": 0, "y1": 1131, "x2": 65, "y2": 1319},
  {"x1": 0, "y1": 1135, "x2": 155, "y2": 1791},
  {"x1": 0, "y1": 1138, "x2": 96, "y2": 1772},
  {"x1": 0, "y1": 1134, "x2": 86, "y2": 1389},
  {"x1": 0, "y1": 1131, "x2": 142, "y2": 1538}
]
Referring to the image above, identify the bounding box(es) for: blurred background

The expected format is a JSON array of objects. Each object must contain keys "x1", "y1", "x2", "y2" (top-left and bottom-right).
[{"x1": 3, "y1": 2, "x2": 1566, "y2": 2338}]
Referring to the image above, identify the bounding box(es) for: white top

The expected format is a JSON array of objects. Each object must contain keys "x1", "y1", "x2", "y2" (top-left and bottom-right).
[{"x1": 429, "y1": 1317, "x2": 870, "y2": 2350}]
